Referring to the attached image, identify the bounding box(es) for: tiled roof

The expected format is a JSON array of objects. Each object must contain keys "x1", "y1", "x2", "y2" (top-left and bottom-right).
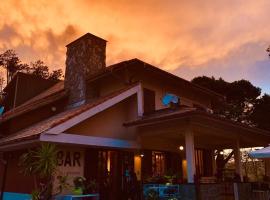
[
  {"x1": 124, "y1": 107, "x2": 270, "y2": 136},
  {"x1": 0, "y1": 84, "x2": 138, "y2": 145},
  {"x1": 1, "y1": 81, "x2": 65, "y2": 122},
  {"x1": 1, "y1": 58, "x2": 224, "y2": 123}
]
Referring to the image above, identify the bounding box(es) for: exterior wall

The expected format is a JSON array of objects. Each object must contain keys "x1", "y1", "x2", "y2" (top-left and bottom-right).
[
  {"x1": 66, "y1": 95, "x2": 137, "y2": 140},
  {"x1": 2, "y1": 98, "x2": 67, "y2": 135},
  {"x1": 54, "y1": 146, "x2": 85, "y2": 194},
  {"x1": 3, "y1": 73, "x2": 57, "y2": 111},
  {"x1": 2, "y1": 151, "x2": 35, "y2": 194},
  {"x1": 98, "y1": 76, "x2": 126, "y2": 97},
  {"x1": 141, "y1": 77, "x2": 212, "y2": 110}
]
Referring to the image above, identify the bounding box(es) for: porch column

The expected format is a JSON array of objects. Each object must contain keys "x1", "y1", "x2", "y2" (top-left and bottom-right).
[
  {"x1": 234, "y1": 140, "x2": 243, "y2": 182},
  {"x1": 185, "y1": 129, "x2": 196, "y2": 183}
]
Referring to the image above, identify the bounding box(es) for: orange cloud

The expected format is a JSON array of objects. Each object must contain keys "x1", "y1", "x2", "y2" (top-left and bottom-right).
[{"x1": 0, "y1": 0, "x2": 270, "y2": 80}]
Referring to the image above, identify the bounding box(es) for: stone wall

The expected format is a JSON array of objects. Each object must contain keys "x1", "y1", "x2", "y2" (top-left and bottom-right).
[{"x1": 65, "y1": 33, "x2": 106, "y2": 106}]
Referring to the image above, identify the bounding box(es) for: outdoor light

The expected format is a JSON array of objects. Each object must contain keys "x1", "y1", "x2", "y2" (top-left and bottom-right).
[
  {"x1": 140, "y1": 154, "x2": 144, "y2": 157},
  {"x1": 179, "y1": 146, "x2": 184, "y2": 151},
  {"x1": 220, "y1": 151, "x2": 224, "y2": 155}
]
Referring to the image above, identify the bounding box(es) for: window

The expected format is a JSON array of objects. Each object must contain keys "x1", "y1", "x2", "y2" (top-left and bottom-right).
[{"x1": 152, "y1": 151, "x2": 165, "y2": 176}]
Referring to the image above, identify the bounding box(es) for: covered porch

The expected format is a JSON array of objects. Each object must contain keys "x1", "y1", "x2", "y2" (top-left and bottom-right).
[{"x1": 124, "y1": 109, "x2": 270, "y2": 199}]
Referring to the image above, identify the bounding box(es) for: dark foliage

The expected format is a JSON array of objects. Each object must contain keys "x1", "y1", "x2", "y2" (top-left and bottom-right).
[
  {"x1": 48, "y1": 69, "x2": 64, "y2": 81},
  {"x1": 0, "y1": 50, "x2": 28, "y2": 83},
  {"x1": 192, "y1": 76, "x2": 261, "y2": 124},
  {"x1": 30, "y1": 60, "x2": 50, "y2": 79},
  {"x1": 191, "y1": 76, "x2": 270, "y2": 132},
  {"x1": 0, "y1": 50, "x2": 63, "y2": 86},
  {"x1": 29, "y1": 60, "x2": 63, "y2": 80},
  {"x1": 250, "y1": 94, "x2": 270, "y2": 131}
]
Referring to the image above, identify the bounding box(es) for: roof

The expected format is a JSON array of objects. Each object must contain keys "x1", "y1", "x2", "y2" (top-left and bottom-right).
[
  {"x1": 87, "y1": 59, "x2": 225, "y2": 100},
  {"x1": 3, "y1": 72, "x2": 57, "y2": 92},
  {"x1": 1, "y1": 58, "x2": 224, "y2": 123},
  {"x1": 0, "y1": 81, "x2": 65, "y2": 122},
  {"x1": 124, "y1": 107, "x2": 270, "y2": 136},
  {"x1": 0, "y1": 84, "x2": 138, "y2": 146}
]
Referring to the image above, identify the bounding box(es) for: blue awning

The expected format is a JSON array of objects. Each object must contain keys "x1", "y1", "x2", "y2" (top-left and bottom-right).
[{"x1": 249, "y1": 146, "x2": 270, "y2": 159}]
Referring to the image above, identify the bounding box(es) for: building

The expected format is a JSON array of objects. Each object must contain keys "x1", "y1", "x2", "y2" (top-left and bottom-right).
[{"x1": 1, "y1": 33, "x2": 270, "y2": 199}]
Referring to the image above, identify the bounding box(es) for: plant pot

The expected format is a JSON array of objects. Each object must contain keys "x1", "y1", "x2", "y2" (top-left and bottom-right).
[{"x1": 73, "y1": 187, "x2": 83, "y2": 195}]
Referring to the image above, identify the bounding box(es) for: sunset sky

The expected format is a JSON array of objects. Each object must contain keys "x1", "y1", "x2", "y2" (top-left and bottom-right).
[{"x1": 0, "y1": 0, "x2": 270, "y2": 93}]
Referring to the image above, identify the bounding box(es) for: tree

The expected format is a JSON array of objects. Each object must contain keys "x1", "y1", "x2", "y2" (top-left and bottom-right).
[
  {"x1": 0, "y1": 50, "x2": 28, "y2": 83},
  {"x1": 267, "y1": 46, "x2": 270, "y2": 57},
  {"x1": 48, "y1": 69, "x2": 63, "y2": 81},
  {"x1": 250, "y1": 94, "x2": 270, "y2": 131},
  {"x1": 29, "y1": 60, "x2": 63, "y2": 80},
  {"x1": 0, "y1": 49, "x2": 63, "y2": 86},
  {"x1": 30, "y1": 60, "x2": 50, "y2": 79},
  {"x1": 192, "y1": 76, "x2": 261, "y2": 124},
  {"x1": 20, "y1": 143, "x2": 58, "y2": 200},
  {"x1": 0, "y1": 74, "x2": 4, "y2": 103}
]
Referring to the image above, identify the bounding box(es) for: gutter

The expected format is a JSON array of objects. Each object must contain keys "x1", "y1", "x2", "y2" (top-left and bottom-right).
[
  {"x1": 124, "y1": 110, "x2": 270, "y2": 137},
  {"x1": 0, "y1": 138, "x2": 40, "y2": 151}
]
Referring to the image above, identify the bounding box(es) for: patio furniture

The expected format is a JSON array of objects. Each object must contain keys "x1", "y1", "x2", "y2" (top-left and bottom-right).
[
  {"x1": 143, "y1": 184, "x2": 180, "y2": 200},
  {"x1": 2, "y1": 192, "x2": 31, "y2": 200}
]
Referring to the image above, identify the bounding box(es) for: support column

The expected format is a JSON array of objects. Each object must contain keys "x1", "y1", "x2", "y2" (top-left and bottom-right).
[
  {"x1": 234, "y1": 140, "x2": 243, "y2": 182},
  {"x1": 137, "y1": 83, "x2": 144, "y2": 117},
  {"x1": 185, "y1": 129, "x2": 196, "y2": 183}
]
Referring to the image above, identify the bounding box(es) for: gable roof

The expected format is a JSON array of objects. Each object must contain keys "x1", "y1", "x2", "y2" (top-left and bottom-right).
[
  {"x1": 1, "y1": 58, "x2": 224, "y2": 124},
  {"x1": 86, "y1": 58, "x2": 225, "y2": 101},
  {"x1": 0, "y1": 83, "x2": 140, "y2": 147},
  {"x1": 1, "y1": 81, "x2": 65, "y2": 122}
]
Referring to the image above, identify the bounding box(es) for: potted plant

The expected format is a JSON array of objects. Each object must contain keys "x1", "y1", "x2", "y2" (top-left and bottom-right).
[
  {"x1": 19, "y1": 143, "x2": 58, "y2": 200},
  {"x1": 73, "y1": 176, "x2": 86, "y2": 195},
  {"x1": 146, "y1": 189, "x2": 159, "y2": 200}
]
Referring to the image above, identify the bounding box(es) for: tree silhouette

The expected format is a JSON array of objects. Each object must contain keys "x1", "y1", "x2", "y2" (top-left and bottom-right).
[
  {"x1": 250, "y1": 94, "x2": 270, "y2": 131},
  {"x1": 48, "y1": 69, "x2": 63, "y2": 81},
  {"x1": 0, "y1": 50, "x2": 63, "y2": 86},
  {"x1": 0, "y1": 73, "x2": 4, "y2": 102},
  {"x1": 30, "y1": 60, "x2": 50, "y2": 79},
  {"x1": 192, "y1": 76, "x2": 261, "y2": 124},
  {"x1": 0, "y1": 50, "x2": 28, "y2": 83},
  {"x1": 29, "y1": 60, "x2": 63, "y2": 80}
]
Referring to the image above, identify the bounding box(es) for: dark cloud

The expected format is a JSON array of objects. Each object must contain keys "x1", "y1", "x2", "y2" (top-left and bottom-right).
[
  {"x1": 0, "y1": 0, "x2": 269, "y2": 93},
  {"x1": 173, "y1": 41, "x2": 270, "y2": 93}
]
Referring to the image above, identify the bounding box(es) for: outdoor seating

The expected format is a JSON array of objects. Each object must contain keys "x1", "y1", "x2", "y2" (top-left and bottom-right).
[{"x1": 143, "y1": 184, "x2": 180, "y2": 200}]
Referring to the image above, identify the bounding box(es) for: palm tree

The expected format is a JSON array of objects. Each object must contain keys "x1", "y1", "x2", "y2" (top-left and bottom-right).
[{"x1": 19, "y1": 143, "x2": 58, "y2": 200}]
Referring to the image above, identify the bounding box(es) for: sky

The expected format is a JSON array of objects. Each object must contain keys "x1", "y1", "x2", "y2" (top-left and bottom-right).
[{"x1": 0, "y1": 0, "x2": 270, "y2": 93}]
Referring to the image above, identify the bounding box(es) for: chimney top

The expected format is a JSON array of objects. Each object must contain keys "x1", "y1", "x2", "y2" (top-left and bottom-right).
[
  {"x1": 64, "y1": 32, "x2": 107, "y2": 106},
  {"x1": 66, "y1": 33, "x2": 107, "y2": 47}
]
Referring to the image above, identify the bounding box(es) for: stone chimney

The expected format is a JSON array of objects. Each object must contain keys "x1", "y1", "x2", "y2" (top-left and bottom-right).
[{"x1": 64, "y1": 33, "x2": 106, "y2": 106}]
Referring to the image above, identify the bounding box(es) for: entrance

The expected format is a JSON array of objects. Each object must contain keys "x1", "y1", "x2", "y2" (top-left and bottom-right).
[{"x1": 84, "y1": 149, "x2": 134, "y2": 200}]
